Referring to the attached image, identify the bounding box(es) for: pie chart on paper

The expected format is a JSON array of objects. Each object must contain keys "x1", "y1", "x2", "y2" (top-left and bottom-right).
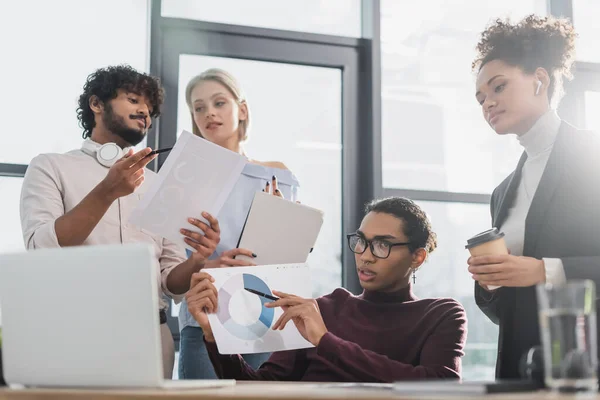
[
  {"x1": 216, "y1": 273, "x2": 275, "y2": 340},
  {"x1": 206, "y1": 264, "x2": 314, "y2": 354}
]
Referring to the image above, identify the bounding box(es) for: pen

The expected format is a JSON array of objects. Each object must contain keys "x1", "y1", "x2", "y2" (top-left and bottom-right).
[
  {"x1": 244, "y1": 287, "x2": 279, "y2": 301},
  {"x1": 146, "y1": 147, "x2": 173, "y2": 157}
]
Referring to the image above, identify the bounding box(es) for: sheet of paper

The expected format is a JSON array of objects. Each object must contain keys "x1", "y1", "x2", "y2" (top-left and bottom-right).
[
  {"x1": 205, "y1": 264, "x2": 314, "y2": 355},
  {"x1": 129, "y1": 130, "x2": 247, "y2": 250}
]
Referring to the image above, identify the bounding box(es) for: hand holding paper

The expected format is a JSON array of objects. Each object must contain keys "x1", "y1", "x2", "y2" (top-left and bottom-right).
[
  {"x1": 197, "y1": 264, "x2": 313, "y2": 354},
  {"x1": 129, "y1": 131, "x2": 247, "y2": 251},
  {"x1": 205, "y1": 248, "x2": 257, "y2": 269},
  {"x1": 185, "y1": 271, "x2": 218, "y2": 340},
  {"x1": 180, "y1": 212, "x2": 221, "y2": 268}
]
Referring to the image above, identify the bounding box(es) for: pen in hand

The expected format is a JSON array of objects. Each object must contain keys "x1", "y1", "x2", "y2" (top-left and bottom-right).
[
  {"x1": 145, "y1": 147, "x2": 173, "y2": 157},
  {"x1": 244, "y1": 287, "x2": 279, "y2": 301}
]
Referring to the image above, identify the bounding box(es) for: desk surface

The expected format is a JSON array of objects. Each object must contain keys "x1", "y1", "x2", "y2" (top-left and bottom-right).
[{"x1": 0, "y1": 382, "x2": 594, "y2": 400}]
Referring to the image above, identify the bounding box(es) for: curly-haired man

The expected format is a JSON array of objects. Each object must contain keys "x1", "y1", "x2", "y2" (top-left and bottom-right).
[{"x1": 19, "y1": 65, "x2": 221, "y2": 379}]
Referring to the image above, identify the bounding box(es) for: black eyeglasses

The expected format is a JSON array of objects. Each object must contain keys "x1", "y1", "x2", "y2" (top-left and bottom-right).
[{"x1": 346, "y1": 233, "x2": 411, "y2": 259}]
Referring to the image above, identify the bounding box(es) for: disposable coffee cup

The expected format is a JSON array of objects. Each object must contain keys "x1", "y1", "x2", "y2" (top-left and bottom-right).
[{"x1": 466, "y1": 227, "x2": 508, "y2": 290}]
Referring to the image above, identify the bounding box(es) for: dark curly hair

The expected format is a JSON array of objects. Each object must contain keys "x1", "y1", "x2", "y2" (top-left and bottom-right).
[
  {"x1": 365, "y1": 197, "x2": 437, "y2": 255},
  {"x1": 472, "y1": 14, "x2": 577, "y2": 105},
  {"x1": 77, "y1": 65, "x2": 165, "y2": 139}
]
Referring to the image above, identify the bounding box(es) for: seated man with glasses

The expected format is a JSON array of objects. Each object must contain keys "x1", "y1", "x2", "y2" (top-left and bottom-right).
[{"x1": 186, "y1": 197, "x2": 467, "y2": 382}]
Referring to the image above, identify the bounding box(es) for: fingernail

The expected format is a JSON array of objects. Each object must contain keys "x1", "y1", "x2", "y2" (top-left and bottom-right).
[
  {"x1": 188, "y1": 218, "x2": 195, "y2": 223},
  {"x1": 180, "y1": 229, "x2": 186, "y2": 234},
  {"x1": 272, "y1": 175, "x2": 276, "y2": 180},
  {"x1": 262, "y1": 189, "x2": 265, "y2": 192},
  {"x1": 202, "y1": 212, "x2": 208, "y2": 217},
  {"x1": 252, "y1": 253, "x2": 257, "y2": 258},
  {"x1": 275, "y1": 189, "x2": 280, "y2": 194},
  {"x1": 266, "y1": 182, "x2": 270, "y2": 186}
]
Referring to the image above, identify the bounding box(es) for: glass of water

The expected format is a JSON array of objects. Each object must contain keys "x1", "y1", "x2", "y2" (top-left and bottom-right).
[{"x1": 537, "y1": 280, "x2": 598, "y2": 392}]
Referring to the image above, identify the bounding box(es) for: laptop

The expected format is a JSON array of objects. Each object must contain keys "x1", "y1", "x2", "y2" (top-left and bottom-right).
[{"x1": 0, "y1": 243, "x2": 235, "y2": 389}]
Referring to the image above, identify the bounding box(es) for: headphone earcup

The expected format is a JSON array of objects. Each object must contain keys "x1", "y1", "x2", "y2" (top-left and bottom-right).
[{"x1": 96, "y1": 143, "x2": 123, "y2": 168}]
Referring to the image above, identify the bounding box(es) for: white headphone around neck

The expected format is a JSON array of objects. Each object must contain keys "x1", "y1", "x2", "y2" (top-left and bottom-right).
[
  {"x1": 535, "y1": 80, "x2": 543, "y2": 96},
  {"x1": 81, "y1": 139, "x2": 126, "y2": 168}
]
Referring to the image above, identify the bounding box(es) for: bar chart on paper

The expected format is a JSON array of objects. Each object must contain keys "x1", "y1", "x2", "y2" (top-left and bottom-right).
[{"x1": 205, "y1": 264, "x2": 314, "y2": 354}]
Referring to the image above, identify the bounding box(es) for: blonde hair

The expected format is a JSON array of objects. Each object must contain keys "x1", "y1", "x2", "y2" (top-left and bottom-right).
[{"x1": 185, "y1": 68, "x2": 250, "y2": 142}]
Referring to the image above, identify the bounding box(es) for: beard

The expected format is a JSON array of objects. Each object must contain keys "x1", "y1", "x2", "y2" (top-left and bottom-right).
[{"x1": 103, "y1": 102, "x2": 146, "y2": 146}]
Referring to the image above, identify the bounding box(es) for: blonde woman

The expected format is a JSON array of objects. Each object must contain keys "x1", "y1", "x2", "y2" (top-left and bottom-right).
[{"x1": 178, "y1": 69, "x2": 300, "y2": 379}]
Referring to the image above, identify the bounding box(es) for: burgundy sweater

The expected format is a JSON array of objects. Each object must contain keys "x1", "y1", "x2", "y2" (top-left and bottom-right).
[{"x1": 205, "y1": 285, "x2": 467, "y2": 382}]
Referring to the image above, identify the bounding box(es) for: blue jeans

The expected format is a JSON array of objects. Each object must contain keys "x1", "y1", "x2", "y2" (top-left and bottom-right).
[{"x1": 178, "y1": 326, "x2": 271, "y2": 379}]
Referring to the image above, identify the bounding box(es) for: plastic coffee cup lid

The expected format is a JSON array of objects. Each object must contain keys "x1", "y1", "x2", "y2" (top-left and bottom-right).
[{"x1": 465, "y1": 227, "x2": 505, "y2": 249}]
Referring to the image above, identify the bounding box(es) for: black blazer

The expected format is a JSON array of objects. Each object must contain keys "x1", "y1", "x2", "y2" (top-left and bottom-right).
[{"x1": 475, "y1": 121, "x2": 600, "y2": 379}]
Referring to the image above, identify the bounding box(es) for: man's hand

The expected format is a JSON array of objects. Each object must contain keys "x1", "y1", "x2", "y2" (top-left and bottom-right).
[
  {"x1": 266, "y1": 291, "x2": 327, "y2": 346},
  {"x1": 165, "y1": 213, "x2": 221, "y2": 295},
  {"x1": 185, "y1": 272, "x2": 218, "y2": 342},
  {"x1": 98, "y1": 148, "x2": 156, "y2": 201},
  {"x1": 468, "y1": 254, "x2": 545, "y2": 288},
  {"x1": 204, "y1": 248, "x2": 257, "y2": 269},
  {"x1": 181, "y1": 212, "x2": 221, "y2": 269},
  {"x1": 54, "y1": 148, "x2": 156, "y2": 247}
]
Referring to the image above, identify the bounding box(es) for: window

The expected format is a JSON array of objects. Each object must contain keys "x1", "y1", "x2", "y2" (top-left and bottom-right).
[
  {"x1": 584, "y1": 91, "x2": 600, "y2": 132},
  {"x1": 414, "y1": 201, "x2": 498, "y2": 380},
  {"x1": 381, "y1": 0, "x2": 548, "y2": 380},
  {"x1": 0, "y1": 0, "x2": 150, "y2": 326},
  {"x1": 0, "y1": 176, "x2": 23, "y2": 326},
  {"x1": 0, "y1": 177, "x2": 25, "y2": 254},
  {"x1": 573, "y1": 0, "x2": 600, "y2": 63},
  {"x1": 0, "y1": 0, "x2": 149, "y2": 165},
  {"x1": 381, "y1": 0, "x2": 545, "y2": 193},
  {"x1": 161, "y1": 0, "x2": 362, "y2": 37}
]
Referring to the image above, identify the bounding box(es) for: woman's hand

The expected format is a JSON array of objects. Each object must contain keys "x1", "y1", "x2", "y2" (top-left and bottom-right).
[
  {"x1": 181, "y1": 212, "x2": 220, "y2": 269},
  {"x1": 204, "y1": 248, "x2": 257, "y2": 268},
  {"x1": 264, "y1": 175, "x2": 284, "y2": 198},
  {"x1": 468, "y1": 254, "x2": 545, "y2": 287}
]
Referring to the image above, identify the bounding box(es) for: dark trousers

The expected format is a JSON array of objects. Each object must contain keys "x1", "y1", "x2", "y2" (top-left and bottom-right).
[{"x1": 178, "y1": 326, "x2": 270, "y2": 379}]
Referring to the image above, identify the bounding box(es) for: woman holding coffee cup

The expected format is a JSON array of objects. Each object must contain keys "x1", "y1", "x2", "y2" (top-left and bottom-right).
[{"x1": 469, "y1": 15, "x2": 600, "y2": 379}]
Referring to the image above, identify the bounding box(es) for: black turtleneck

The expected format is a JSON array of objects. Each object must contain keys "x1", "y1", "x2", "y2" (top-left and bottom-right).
[{"x1": 206, "y1": 285, "x2": 467, "y2": 382}]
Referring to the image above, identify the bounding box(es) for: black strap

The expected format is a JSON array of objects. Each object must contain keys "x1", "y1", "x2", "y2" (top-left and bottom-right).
[{"x1": 159, "y1": 309, "x2": 167, "y2": 325}]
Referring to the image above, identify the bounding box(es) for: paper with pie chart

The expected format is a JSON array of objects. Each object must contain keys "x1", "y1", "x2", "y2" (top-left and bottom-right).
[
  {"x1": 129, "y1": 130, "x2": 247, "y2": 251},
  {"x1": 205, "y1": 263, "x2": 314, "y2": 354}
]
